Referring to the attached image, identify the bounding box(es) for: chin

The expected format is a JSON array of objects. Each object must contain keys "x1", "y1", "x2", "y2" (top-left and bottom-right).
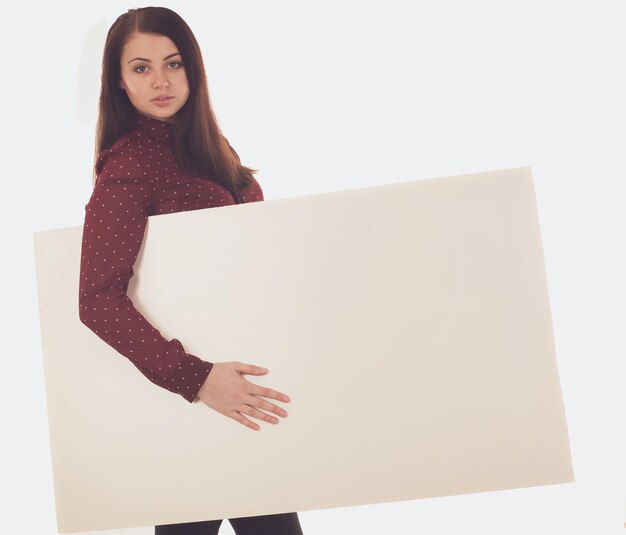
[{"x1": 147, "y1": 109, "x2": 178, "y2": 123}]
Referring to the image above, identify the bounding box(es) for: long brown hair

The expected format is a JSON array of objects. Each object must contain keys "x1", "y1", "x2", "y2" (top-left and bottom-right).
[{"x1": 94, "y1": 6, "x2": 257, "y2": 194}]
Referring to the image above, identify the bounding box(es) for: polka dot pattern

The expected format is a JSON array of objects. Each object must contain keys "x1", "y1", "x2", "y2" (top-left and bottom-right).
[{"x1": 78, "y1": 112, "x2": 264, "y2": 403}]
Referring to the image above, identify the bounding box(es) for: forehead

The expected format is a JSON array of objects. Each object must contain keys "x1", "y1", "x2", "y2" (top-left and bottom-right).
[{"x1": 121, "y1": 32, "x2": 178, "y2": 59}]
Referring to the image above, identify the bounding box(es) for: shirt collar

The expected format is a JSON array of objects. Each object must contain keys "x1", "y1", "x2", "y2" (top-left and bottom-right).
[{"x1": 133, "y1": 111, "x2": 177, "y2": 146}]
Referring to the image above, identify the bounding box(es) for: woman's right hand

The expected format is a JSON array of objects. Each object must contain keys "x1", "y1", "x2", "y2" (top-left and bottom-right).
[{"x1": 195, "y1": 361, "x2": 291, "y2": 431}]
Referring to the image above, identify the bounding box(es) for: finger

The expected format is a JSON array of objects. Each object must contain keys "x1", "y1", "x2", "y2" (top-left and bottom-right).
[
  {"x1": 232, "y1": 411, "x2": 260, "y2": 431},
  {"x1": 239, "y1": 404, "x2": 279, "y2": 425},
  {"x1": 250, "y1": 385, "x2": 291, "y2": 404},
  {"x1": 244, "y1": 394, "x2": 288, "y2": 418}
]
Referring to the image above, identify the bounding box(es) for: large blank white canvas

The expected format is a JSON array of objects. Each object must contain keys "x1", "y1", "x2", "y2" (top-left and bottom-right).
[{"x1": 33, "y1": 166, "x2": 573, "y2": 533}]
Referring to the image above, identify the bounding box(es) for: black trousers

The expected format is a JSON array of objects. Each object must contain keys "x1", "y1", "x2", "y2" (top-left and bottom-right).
[{"x1": 154, "y1": 511, "x2": 303, "y2": 535}]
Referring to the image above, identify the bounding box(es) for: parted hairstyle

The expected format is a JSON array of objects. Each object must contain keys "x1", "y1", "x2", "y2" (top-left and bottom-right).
[{"x1": 94, "y1": 6, "x2": 257, "y2": 193}]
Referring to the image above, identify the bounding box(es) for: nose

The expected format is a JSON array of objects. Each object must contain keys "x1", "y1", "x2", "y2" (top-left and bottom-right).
[{"x1": 152, "y1": 73, "x2": 170, "y2": 89}]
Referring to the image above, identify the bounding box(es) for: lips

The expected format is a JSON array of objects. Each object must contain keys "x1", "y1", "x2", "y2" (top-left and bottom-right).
[{"x1": 152, "y1": 96, "x2": 173, "y2": 101}]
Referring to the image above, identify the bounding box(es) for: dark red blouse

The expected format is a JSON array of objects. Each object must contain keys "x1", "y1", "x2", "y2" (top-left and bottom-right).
[{"x1": 78, "y1": 111, "x2": 264, "y2": 403}]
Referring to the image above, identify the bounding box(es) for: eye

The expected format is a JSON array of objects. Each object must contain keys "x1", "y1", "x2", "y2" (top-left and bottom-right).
[
  {"x1": 168, "y1": 61, "x2": 184, "y2": 69},
  {"x1": 134, "y1": 65, "x2": 148, "y2": 74}
]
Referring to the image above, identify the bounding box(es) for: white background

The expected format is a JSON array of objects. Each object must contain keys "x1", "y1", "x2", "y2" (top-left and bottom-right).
[{"x1": 2, "y1": 1, "x2": 624, "y2": 534}]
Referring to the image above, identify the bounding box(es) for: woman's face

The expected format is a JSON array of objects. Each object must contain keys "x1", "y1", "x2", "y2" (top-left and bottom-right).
[{"x1": 119, "y1": 32, "x2": 190, "y2": 124}]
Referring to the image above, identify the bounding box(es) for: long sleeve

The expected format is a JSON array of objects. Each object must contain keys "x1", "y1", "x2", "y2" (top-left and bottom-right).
[{"x1": 78, "y1": 153, "x2": 213, "y2": 403}]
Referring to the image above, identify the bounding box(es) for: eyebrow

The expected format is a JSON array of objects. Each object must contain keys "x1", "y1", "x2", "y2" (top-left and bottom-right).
[{"x1": 127, "y1": 52, "x2": 181, "y2": 64}]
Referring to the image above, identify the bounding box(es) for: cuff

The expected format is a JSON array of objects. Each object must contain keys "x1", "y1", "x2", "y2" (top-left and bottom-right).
[{"x1": 166, "y1": 340, "x2": 214, "y2": 403}]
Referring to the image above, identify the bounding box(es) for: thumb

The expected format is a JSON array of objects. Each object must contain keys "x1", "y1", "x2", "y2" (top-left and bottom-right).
[{"x1": 237, "y1": 362, "x2": 268, "y2": 375}]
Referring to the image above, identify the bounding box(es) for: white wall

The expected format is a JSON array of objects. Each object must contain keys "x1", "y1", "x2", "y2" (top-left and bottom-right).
[{"x1": 3, "y1": 1, "x2": 624, "y2": 533}]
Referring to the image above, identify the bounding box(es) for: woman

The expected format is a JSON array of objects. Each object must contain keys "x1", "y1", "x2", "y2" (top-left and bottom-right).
[{"x1": 78, "y1": 7, "x2": 303, "y2": 535}]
